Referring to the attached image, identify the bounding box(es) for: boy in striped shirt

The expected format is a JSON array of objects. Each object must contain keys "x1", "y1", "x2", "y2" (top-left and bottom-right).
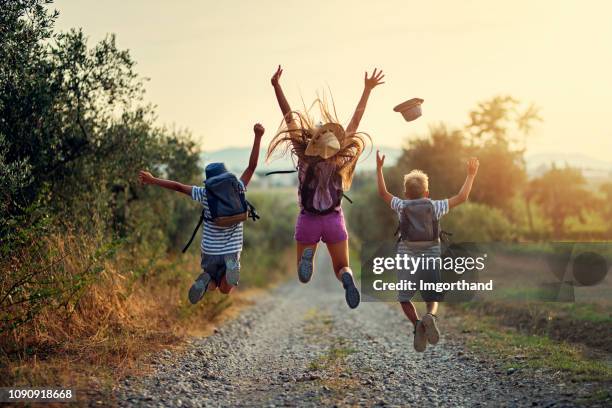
[
  {"x1": 376, "y1": 150, "x2": 479, "y2": 352},
  {"x1": 139, "y1": 123, "x2": 264, "y2": 303}
]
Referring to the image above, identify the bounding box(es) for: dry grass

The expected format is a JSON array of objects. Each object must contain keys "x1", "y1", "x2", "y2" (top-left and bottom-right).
[{"x1": 0, "y1": 232, "x2": 291, "y2": 394}]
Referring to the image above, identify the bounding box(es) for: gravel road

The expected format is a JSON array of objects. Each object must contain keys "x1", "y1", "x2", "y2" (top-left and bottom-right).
[{"x1": 115, "y1": 249, "x2": 597, "y2": 407}]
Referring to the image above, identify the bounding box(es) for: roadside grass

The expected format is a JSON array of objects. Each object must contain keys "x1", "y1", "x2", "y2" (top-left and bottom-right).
[
  {"x1": 453, "y1": 309, "x2": 612, "y2": 382},
  {"x1": 1, "y1": 248, "x2": 293, "y2": 395},
  {"x1": 458, "y1": 301, "x2": 612, "y2": 325},
  {"x1": 455, "y1": 300, "x2": 612, "y2": 353},
  {"x1": 1, "y1": 189, "x2": 296, "y2": 393},
  {"x1": 555, "y1": 303, "x2": 611, "y2": 324}
]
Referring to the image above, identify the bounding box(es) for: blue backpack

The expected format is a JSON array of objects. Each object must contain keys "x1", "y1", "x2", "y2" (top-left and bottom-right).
[{"x1": 182, "y1": 172, "x2": 259, "y2": 253}]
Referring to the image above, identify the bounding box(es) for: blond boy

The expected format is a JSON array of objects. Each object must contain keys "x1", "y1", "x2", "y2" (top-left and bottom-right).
[{"x1": 376, "y1": 151, "x2": 479, "y2": 352}]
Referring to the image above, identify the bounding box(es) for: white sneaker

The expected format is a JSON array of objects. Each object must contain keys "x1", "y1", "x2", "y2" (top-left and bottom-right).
[
  {"x1": 414, "y1": 320, "x2": 427, "y2": 352},
  {"x1": 421, "y1": 313, "x2": 440, "y2": 345}
]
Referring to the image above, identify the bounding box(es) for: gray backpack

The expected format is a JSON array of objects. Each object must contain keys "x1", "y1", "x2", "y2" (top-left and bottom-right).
[{"x1": 398, "y1": 198, "x2": 439, "y2": 242}]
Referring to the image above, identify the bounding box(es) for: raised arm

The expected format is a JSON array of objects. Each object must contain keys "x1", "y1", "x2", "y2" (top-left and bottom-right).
[
  {"x1": 271, "y1": 65, "x2": 296, "y2": 130},
  {"x1": 448, "y1": 157, "x2": 479, "y2": 208},
  {"x1": 240, "y1": 123, "x2": 265, "y2": 187},
  {"x1": 346, "y1": 68, "x2": 385, "y2": 135},
  {"x1": 376, "y1": 150, "x2": 393, "y2": 205},
  {"x1": 139, "y1": 171, "x2": 192, "y2": 196}
]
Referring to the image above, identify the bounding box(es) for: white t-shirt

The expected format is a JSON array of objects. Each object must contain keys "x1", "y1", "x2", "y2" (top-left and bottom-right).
[{"x1": 390, "y1": 196, "x2": 449, "y2": 220}]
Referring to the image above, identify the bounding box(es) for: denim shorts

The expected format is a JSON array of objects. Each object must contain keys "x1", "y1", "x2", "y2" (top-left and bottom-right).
[
  {"x1": 397, "y1": 243, "x2": 444, "y2": 303},
  {"x1": 201, "y1": 252, "x2": 241, "y2": 286},
  {"x1": 294, "y1": 209, "x2": 348, "y2": 244}
]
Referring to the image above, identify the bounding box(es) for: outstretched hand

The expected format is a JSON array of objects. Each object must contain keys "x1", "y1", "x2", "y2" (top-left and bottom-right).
[
  {"x1": 376, "y1": 150, "x2": 385, "y2": 169},
  {"x1": 467, "y1": 157, "x2": 480, "y2": 176},
  {"x1": 364, "y1": 68, "x2": 385, "y2": 90},
  {"x1": 139, "y1": 170, "x2": 155, "y2": 185},
  {"x1": 271, "y1": 65, "x2": 283, "y2": 87},
  {"x1": 253, "y1": 123, "x2": 265, "y2": 138}
]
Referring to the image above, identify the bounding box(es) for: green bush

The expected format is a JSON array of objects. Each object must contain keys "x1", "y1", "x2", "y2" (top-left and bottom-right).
[
  {"x1": 0, "y1": 1, "x2": 204, "y2": 332},
  {"x1": 441, "y1": 202, "x2": 516, "y2": 242},
  {"x1": 346, "y1": 185, "x2": 397, "y2": 243},
  {"x1": 240, "y1": 190, "x2": 296, "y2": 287}
]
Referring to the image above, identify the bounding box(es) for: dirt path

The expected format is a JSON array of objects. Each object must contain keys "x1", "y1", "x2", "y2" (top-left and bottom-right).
[{"x1": 115, "y1": 249, "x2": 594, "y2": 407}]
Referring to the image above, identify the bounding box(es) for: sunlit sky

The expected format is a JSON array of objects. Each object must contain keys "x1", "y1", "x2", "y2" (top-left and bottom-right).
[{"x1": 55, "y1": 0, "x2": 612, "y2": 160}]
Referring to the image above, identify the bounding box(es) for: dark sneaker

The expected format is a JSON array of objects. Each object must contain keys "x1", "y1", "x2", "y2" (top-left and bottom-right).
[
  {"x1": 421, "y1": 313, "x2": 440, "y2": 345},
  {"x1": 414, "y1": 320, "x2": 427, "y2": 352},
  {"x1": 188, "y1": 272, "x2": 211, "y2": 304},
  {"x1": 224, "y1": 254, "x2": 240, "y2": 286},
  {"x1": 341, "y1": 271, "x2": 360, "y2": 309},
  {"x1": 298, "y1": 247, "x2": 314, "y2": 283}
]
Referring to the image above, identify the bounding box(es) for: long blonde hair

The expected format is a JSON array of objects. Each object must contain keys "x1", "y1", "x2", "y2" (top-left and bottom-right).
[{"x1": 266, "y1": 98, "x2": 371, "y2": 190}]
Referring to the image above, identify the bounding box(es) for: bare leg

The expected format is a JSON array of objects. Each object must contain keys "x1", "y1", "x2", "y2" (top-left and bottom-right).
[
  {"x1": 208, "y1": 281, "x2": 217, "y2": 291},
  {"x1": 325, "y1": 239, "x2": 349, "y2": 279},
  {"x1": 401, "y1": 301, "x2": 419, "y2": 327},
  {"x1": 326, "y1": 240, "x2": 360, "y2": 308},
  {"x1": 426, "y1": 302, "x2": 438, "y2": 316},
  {"x1": 218, "y1": 276, "x2": 234, "y2": 294}
]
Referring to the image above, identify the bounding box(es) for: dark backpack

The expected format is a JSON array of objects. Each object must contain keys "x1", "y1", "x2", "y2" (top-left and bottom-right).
[
  {"x1": 299, "y1": 159, "x2": 345, "y2": 215},
  {"x1": 265, "y1": 160, "x2": 353, "y2": 213},
  {"x1": 182, "y1": 172, "x2": 259, "y2": 253},
  {"x1": 398, "y1": 198, "x2": 439, "y2": 242}
]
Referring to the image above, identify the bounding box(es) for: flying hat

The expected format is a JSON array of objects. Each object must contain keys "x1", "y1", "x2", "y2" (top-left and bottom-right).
[
  {"x1": 305, "y1": 123, "x2": 344, "y2": 159},
  {"x1": 205, "y1": 162, "x2": 228, "y2": 179},
  {"x1": 393, "y1": 98, "x2": 424, "y2": 122}
]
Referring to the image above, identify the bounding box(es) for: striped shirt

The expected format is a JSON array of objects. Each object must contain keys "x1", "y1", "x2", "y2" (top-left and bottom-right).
[
  {"x1": 191, "y1": 184, "x2": 243, "y2": 255},
  {"x1": 391, "y1": 196, "x2": 449, "y2": 254}
]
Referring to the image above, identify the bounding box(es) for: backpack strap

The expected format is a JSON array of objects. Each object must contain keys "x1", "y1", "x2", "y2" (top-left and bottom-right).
[
  {"x1": 266, "y1": 165, "x2": 355, "y2": 206},
  {"x1": 342, "y1": 193, "x2": 353, "y2": 204},
  {"x1": 246, "y1": 200, "x2": 260, "y2": 221},
  {"x1": 182, "y1": 208, "x2": 206, "y2": 253},
  {"x1": 265, "y1": 169, "x2": 297, "y2": 176}
]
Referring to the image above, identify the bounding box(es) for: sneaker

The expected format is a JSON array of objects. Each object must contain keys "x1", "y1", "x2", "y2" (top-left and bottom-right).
[
  {"x1": 414, "y1": 320, "x2": 427, "y2": 352},
  {"x1": 421, "y1": 313, "x2": 440, "y2": 345},
  {"x1": 188, "y1": 272, "x2": 211, "y2": 304},
  {"x1": 341, "y1": 271, "x2": 360, "y2": 309},
  {"x1": 224, "y1": 254, "x2": 240, "y2": 286},
  {"x1": 298, "y1": 247, "x2": 314, "y2": 283}
]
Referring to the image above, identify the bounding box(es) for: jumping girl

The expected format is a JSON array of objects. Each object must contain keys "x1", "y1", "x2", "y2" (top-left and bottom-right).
[{"x1": 267, "y1": 65, "x2": 385, "y2": 309}]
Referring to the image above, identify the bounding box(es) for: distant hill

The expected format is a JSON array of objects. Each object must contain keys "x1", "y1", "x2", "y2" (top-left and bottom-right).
[
  {"x1": 525, "y1": 153, "x2": 612, "y2": 179},
  {"x1": 200, "y1": 148, "x2": 612, "y2": 182}
]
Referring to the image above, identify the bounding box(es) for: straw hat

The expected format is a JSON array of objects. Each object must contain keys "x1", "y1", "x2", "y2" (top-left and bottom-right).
[
  {"x1": 305, "y1": 123, "x2": 344, "y2": 159},
  {"x1": 393, "y1": 98, "x2": 424, "y2": 122}
]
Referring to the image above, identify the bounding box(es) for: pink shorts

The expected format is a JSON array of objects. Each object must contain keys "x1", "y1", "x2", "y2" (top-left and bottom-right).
[{"x1": 294, "y1": 209, "x2": 349, "y2": 245}]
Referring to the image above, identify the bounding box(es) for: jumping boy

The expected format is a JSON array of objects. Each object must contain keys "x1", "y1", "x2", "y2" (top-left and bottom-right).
[
  {"x1": 139, "y1": 123, "x2": 265, "y2": 304},
  {"x1": 375, "y1": 150, "x2": 479, "y2": 352}
]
